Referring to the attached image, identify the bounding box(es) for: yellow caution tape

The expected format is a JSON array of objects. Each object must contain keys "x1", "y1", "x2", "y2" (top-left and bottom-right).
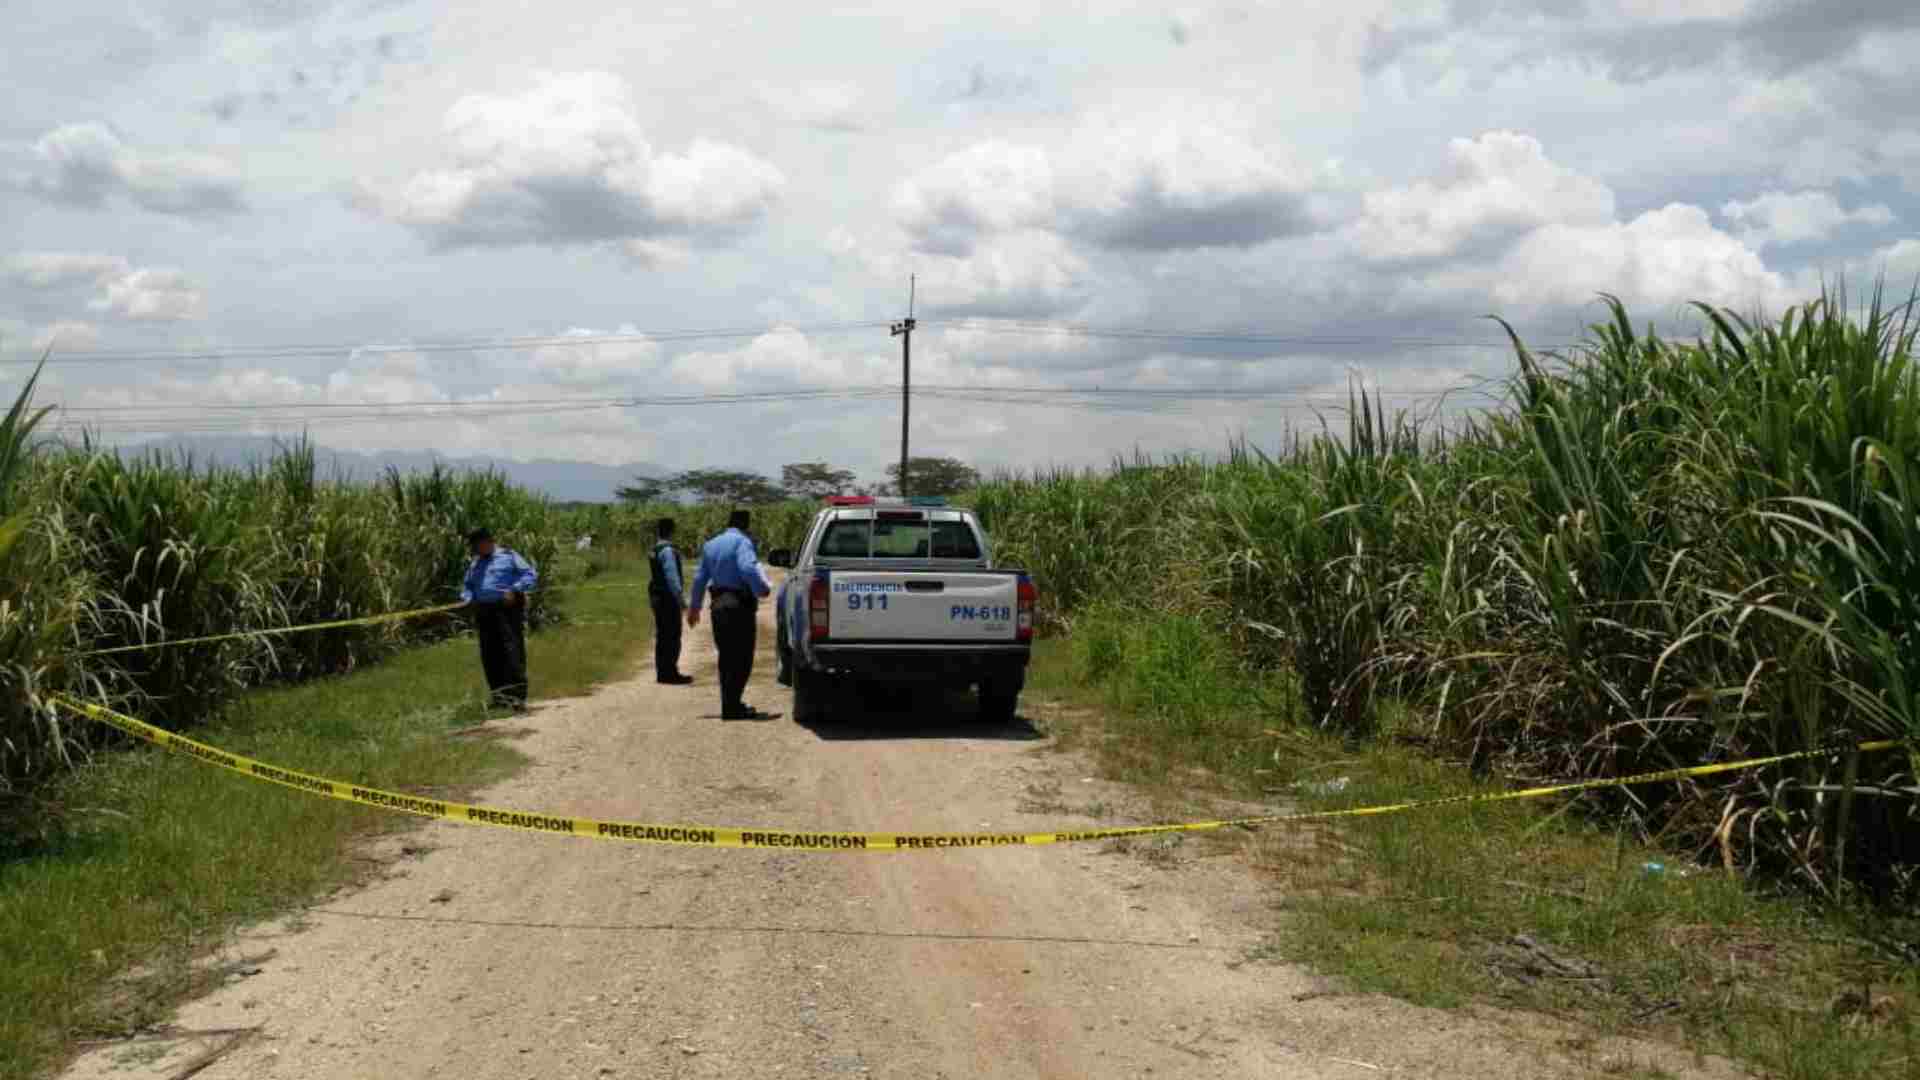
[
  {"x1": 76, "y1": 580, "x2": 661, "y2": 659},
  {"x1": 72, "y1": 603, "x2": 470, "y2": 657},
  {"x1": 52, "y1": 694, "x2": 1908, "y2": 850}
]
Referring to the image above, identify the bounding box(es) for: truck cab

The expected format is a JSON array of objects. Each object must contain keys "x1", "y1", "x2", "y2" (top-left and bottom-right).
[{"x1": 766, "y1": 496, "x2": 1034, "y2": 724}]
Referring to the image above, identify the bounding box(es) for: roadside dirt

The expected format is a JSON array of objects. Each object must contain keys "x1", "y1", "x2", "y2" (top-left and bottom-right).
[{"x1": 60, "y1": 579, "x2": 1743, "y2": 1079}]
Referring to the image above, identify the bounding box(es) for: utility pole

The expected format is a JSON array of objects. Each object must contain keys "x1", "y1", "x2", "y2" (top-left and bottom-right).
[{"x1": 890, "y1": 275, "x2": 916, "y2": 497}]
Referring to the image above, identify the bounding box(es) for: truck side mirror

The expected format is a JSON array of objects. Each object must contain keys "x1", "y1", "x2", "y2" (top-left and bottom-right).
[{"x1": 766, "y1": 548, "x2": 794, "y2": 568}]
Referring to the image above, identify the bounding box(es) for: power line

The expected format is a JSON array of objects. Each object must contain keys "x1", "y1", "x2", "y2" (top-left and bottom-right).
[
  {"x1": 914, "y1": 389, "x2": 1498, "y2": 419},
  {"x1": 46, "y1": 383, "x2": 1498, "y2": 428},
  {"x1": 13, "y1": 318, "x2": 1575, "y2": 370},
  {"x1": 46, "y1": 385, "x2": 1499, "y2": 438},
  {"x1": 45, "y1": 393, "x2": 906, "y2": 435},
  {"x1": 919, "y1": 383, "x2": 1502, "y2": 398},
  {"x1": 926, "y1": 318, "x2": 1575, "y2": 350},
  {"x1": 49, "y1": 387, "x2": 895, "y2": 415},
  {"x1": 21, "y1": 321, "x2": 898, "y2": 367}
]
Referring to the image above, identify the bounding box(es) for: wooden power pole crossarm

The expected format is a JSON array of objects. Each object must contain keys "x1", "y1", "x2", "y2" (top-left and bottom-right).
[{"x1": 890, "y1": 275, "x2": 916, "y2": 497}]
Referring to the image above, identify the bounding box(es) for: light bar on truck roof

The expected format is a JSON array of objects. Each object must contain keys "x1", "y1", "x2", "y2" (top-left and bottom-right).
[
  {"x1": 826, "y1": 495, "x2": 874, "y2": 506},
  {"x1": 905, "y1": 496, "x2": 948, "y2": 507}
]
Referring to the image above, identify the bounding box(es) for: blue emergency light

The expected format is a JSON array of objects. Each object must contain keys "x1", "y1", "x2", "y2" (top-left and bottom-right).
[{"x1": 905, "y1": 496, "x2": 948, "y2": 507}]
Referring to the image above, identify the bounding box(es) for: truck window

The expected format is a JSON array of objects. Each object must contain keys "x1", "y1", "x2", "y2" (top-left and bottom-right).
[
  {"x1": 931, "y1": 521, "x2": 981, "y2": 559},
  {"x1": 816, "y1": 521, "x2": 872, "y2": 558},
  {"x1": 815, "y1": 516, "x2": 982, "y2": 559},
  {"x1": 869, "y1": 519, "x2": 928, "y2": 557}
]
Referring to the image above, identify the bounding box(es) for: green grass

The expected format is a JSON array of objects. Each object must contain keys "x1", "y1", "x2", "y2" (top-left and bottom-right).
[
  {"x1": 1027, "y1": 627, "x2": 1920, "y2": 1080},
  {"x1": 0, "y1": 567, "x2": 656, "y2": 1080},
  {"x1": 1029, "y1": 609, "x2": 1296, "y2": 791}
]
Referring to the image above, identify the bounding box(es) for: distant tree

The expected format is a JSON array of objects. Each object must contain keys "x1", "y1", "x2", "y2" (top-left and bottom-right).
[
  {"x1": 884, "y1": 456, "x2": 979, "y2": 497},
  {"x1": 614, "y1": 476, "x2": 670, "y2": 503},
  {"x1": 669, "y1": 468, "x2": 786, "y2": 504},
  {"x1": 781, "y1": 462, "x2": 856, "y2": 499},
  {"x1": 736, "y1": 476, "x2": 789, "y2": 504}
]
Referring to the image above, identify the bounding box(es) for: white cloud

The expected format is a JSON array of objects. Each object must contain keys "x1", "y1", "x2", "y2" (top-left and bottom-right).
[
  {"x1": 920, "y1": 231, "x2": 1097, "y2": 318},
  {"x1": 1720, "y1": 190, "x2": 1896, "y2": 247},
  {"x1": 323, "y1": 363, "x2": 445, "y2": 405},
  {"x1": 7, "y1": 253, "x2": 133, "y2": 288},
  {"x1": 668, "y1": 328, "x2": 889, "y2": 391},
  {"x1": 891, "y1": 141, "x2": 1057, "y2": 255},
  {"x1": 122, "y1": 359, "x2": 448, "y2": 412},
  {"x1": 1347, "y1": 131, "x2": 1617, "y2": 262},
  {"x1": 925, "y1": 322, "x2": 1106, "y2": 376},
  {"x1": 1305, "y1": 134, "x2": 1802, "y2": 323},
  {"x1": 1850, "y1": 237, "x2": 1920, "y2": 285},
  {"x1": 530, "y1": 327, "x2": 663, "y2": 385},
  {"x1": 87, "y1": 268, "x2": 207, "y2": 322},
  {"x1": 621, "y1": 239, "x2": 693, "y2": 268},
  {"x1": 360, "y1": 71, "x2": 786, "y2": 252},
  {"x1": 891, "y1": 102, "x2": 1341, "y2": 254},
  {"x1": 22, "y1": 123, "x2": 245, "y2": 215},
  {"x1": 1056, "y1": 105, "x2": 1344, "y2": 251},
  {"x1": 8, "y1": 253, "x2": 207, "y2": 323},
  {"x1": 841, "y1": 228, "x2": 1097, "y2": 319},
  {"x1": 1480, "y1": 203, "x2": 1796, "y2": 314},
  {"x1": 205, "y1": 368, "x2": 323, "y2": 405}
]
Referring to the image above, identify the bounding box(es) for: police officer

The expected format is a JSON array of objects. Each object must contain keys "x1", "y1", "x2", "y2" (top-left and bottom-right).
[
  {"x1": 687, "y1": 509, "x2": 773, "y2": 719},
  {"x1": 649, "y1": 517, "x2": 692, "y2": 685},
  {"x1": 460, "y1": 527, "x2": 538, "y2": 712}
]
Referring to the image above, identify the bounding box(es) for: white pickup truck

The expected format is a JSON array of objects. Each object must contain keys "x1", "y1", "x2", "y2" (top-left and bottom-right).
[{"x1": 766, "y1": 497, "x2": 1035, "y2": 724}]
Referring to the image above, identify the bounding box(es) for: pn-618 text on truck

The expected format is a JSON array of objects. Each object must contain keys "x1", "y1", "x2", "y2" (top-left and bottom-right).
[{"x1": 766, "y1": 496, "x2": 1034, "y2": 724}]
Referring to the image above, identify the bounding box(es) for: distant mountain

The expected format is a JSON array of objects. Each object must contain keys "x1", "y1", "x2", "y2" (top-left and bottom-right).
[{"x1": 117, "y1": 435, "x2": 667, "y2": 504}]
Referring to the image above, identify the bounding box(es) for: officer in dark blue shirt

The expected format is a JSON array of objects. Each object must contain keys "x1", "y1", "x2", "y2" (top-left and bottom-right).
[
  {"x1": 688, "y1": 509, "x2": 774, "y2": 719},
  {"x1": 461, "y1": 527, "x2": 538, "y2": 711},
  {"x1": 649, "y1": 517, "x2": 692, "y2": 685}
]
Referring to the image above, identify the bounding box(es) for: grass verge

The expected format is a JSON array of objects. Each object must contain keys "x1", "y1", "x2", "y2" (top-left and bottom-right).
[
  {"x1": 1026, "y1": 621, "x2": 1920, "y2": 1080},
  {"x1": 0, "y1": 570, "x2": 656, "y2": 1080}
]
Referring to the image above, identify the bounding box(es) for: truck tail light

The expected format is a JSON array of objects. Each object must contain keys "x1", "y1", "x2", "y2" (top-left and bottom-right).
[
  {"x1": 808, "y1": 575, "x2": 830, "y2": 641},
  {"x1": 1016, "y1": 575, "x2": 1036, "y2": 642}
]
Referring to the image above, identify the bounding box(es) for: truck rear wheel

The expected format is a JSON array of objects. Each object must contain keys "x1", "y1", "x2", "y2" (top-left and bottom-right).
[
  {"x1": 793, "y1": 668, "x2": 829, "y2": 725},
  {"x1": 978, "y1": 676, "x2": 1022, "y2": 724}
]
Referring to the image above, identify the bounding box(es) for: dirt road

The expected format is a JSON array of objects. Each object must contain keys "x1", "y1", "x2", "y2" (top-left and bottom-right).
[{"x1": 62, "y1": 584, "x2": 1737, "y2": 1079}]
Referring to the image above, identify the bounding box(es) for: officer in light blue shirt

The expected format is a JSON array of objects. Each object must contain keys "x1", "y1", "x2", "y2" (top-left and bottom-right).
[
  {"x1": 461, "y1": 527, "x2": 538, "y2": 711},
  {"x1": 687, "y1": 509, "x2": 773, "y2": 719}
]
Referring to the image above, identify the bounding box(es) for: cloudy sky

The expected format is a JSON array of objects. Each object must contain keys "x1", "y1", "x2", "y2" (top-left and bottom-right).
[{"x1": 4, "y1": 0, "x2": 1917, "y2": 485}]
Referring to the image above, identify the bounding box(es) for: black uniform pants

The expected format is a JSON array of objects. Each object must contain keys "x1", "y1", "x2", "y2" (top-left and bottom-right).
[
  {"x1": 472, "y1": 602, "x2": 527, "y2": 708},
  {"x1": 650, "y1": 590, "x2": 684, "y2": 679},
  {"x1": 709, "y1": 590, "x2": 757, "y2": 714}
]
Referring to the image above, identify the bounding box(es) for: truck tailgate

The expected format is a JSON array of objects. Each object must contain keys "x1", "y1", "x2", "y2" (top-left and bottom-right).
[{"x1": 827, "y1": 570, "x2": 1019, "y2": 642}]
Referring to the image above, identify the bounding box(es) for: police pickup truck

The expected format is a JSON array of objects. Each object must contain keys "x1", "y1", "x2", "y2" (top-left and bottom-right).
[{"x1": 765, "y1": 496, "x2": 1034, "y2": 724}]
